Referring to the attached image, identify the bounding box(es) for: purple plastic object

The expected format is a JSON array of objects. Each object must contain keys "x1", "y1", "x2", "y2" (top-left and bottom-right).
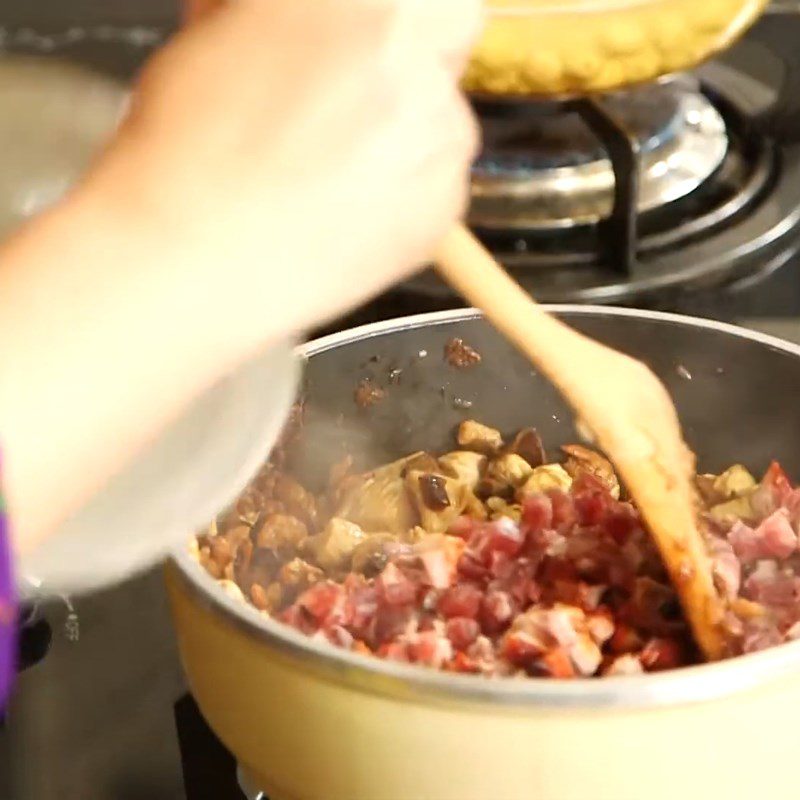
[{"x1": 0, "y1": 471, "x2": 16, "y2": 709}]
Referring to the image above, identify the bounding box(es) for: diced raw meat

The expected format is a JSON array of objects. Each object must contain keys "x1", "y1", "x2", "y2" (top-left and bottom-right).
[
  {"x1": 438, "y1": 583, "x2": 482, "y2": 620},
  {"x1": 502, "y1": 630, "x2": 546, "y2": 667},
  {"x1": 763, "y1": 461, "x2": 794, "y2": 507},
  {"x1": 445, "y1": 617, "x2": 481, "y2": 650},
  {"x1": 603, "y1": 503, "x2": 641, "y2": 545},
  {"x1": 297, "y1": 581, "x2": 344, "y2": 625},
  {"x1": 604, "y1": 654, "x2": 644, "y2": 676},
  {"x1": 786, "y1": 620, "x2": 800, "y2": 640},
  {"x1": 609, "y1": 623, "x2": 644, "y2": 655},
  {"x1": 536, "y1": 648, "x2": 576, "y2": 678},
  {"x1": 741, "y1": 618, "x2": 784, "y2": 653},
  {"x1": 586, "y1": 612, "x2": 615, "y2": 645},
  {"x1": 521, "y1": 494, "x2": 553, "y2": 533},
  {"x1": 785, "y1": 489, "x2": 800, "y2": 533},
  {"x1": 744, "y1": 560, "x2": 799, "y2": 607},
  {"x1": 236, "y1": 431, "x2": 800, "y2": 681},
  {"x1": 487, "y1": 518, "x2": 524, "y2": 556},
  {"x1": 728, "y1": 521, "x2": 761, "y2": 564},
  {"x1": 324, "y1": 625, "x2": 354, "y2": 649},
  {"x1": 408, "y1": 630, "x2": 453, "y2": 668},
  {"x1": 545, "y1": 605, "x2": 582, "y2": 647},
  {"x1": 708, "y1": 538, "x2": 741, "y2": 599},
  {"x1": 640, "y1": 638, "x2": 683, "y2": 671},
  {"x1": 573, "y1": 489, "x2": 612, "y2": 526},
  {"x1": 376, "y1": 563, "x2": 417, "y2": 606},
  {"x1": 480, "y1": 590, "x2": 515, "y2": 634},
  {"x1": 756, "y1": 510, "x2": 797, "y2": 559},
  {"x1": 568, "y1": 635, "x2": 603, "y2": 676},
  {"x1": 548, "y1": 490, "x2": 577, "y2": 531},
  {"x1": 457, "y1": 550, "x2": 489, "y2": 581},
  {"x1": 420, "y1": 548, "x2": 455, "y2": 589}
]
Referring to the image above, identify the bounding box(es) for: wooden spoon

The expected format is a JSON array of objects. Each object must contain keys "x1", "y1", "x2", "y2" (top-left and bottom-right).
[{"x1": 436, "y1": 225, "x2": 727, "y2": 661}]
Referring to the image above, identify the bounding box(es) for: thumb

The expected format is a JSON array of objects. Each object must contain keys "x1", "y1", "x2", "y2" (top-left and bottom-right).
[{"x1": 183, "y1": 0, "x2": 224, "y2": 23}]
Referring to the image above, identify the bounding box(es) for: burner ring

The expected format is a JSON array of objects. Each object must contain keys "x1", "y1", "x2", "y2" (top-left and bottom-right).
[{"x1": 471, "y1": 88, "x2": 729, "y2": 230}]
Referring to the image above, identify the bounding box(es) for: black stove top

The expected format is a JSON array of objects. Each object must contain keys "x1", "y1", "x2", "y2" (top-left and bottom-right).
[
  {"x1": 175, "y1": 696, "x2": 241, "y2": 800},
  {"x1": 4, "y1": 7, "x2": 800, "y2": 800}
]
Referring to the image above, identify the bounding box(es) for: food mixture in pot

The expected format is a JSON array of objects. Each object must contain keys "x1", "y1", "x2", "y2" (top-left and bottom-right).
[{"x1": 193, "y1": 417, "x2": 800, "y2": 678}]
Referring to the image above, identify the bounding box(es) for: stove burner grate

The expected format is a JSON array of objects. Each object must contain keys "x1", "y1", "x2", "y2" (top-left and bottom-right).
[
  {"x1": 400, "y1": 30, "x2": 800, "y2": 306},
  {"x1": 471, "y1": 81, "x2": 730, "y2": 232}
]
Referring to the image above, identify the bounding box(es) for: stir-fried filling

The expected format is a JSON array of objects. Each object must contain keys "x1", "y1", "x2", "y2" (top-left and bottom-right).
[{"x1": 192, "y1": 420, "x2": 800, "y2": 678}]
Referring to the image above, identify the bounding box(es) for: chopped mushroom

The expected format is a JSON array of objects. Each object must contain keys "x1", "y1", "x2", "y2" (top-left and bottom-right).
[
  {"x1": 486, "y1": 497, "x2": 522, "y2": 523},
  {"x1": 403, "y1": 452, "x2": 441, "y2": 474},
  {"x1": 235, "y1": 487, "x2": 267, "y2": 525},
  {"x1": 562, "y1": 444, "x2": 620, "y2": 499},
  {"x1": 508, "y1": 428, "x2": 546, "y2": 468},
  {"x1": 708, "y1": 494, "x2": 756, "y2": 525},
  {"x1": 405, "y1": 469, "x2": 469, "y2": 533},
  {"x1": 310, "y1": 518, "x2": 368, "y2": 573},
  {"x1": 223, "y1": 524, "x2": 252, "y2": 548},
  {"x1": 457, "y1": 420, "x2": 503, "y2": 455},
  {"x1": 462, "y1": 491, "x2": 489, "y2": 520},
  {"x1": 437, "y1": 451, "x2": 486, "y2": 491},
  {"x1": 335, "y1": 454, "x2": 421, "y2": 533},
  {"x1": 272, "y1": 474, "x2": 318, "y2": 529},
  {"x1": 417, "y1": 474, "x2": 451, "y2": 510},
  {"x1": 697, "y1": 465, "x2": 757, "y2": 506},
  {"x1": 478, "y1": 454, "x2": 533, "y2": 499},
  {"x1": 350, "y1": 534, "x2": 395, "y2": 576},
  {"x1": 486, "y1": 454, "x2": 533, "y2": 487},
  {"x1": 518, "y1": 464, "x2": 573, "y2": 496},
  {"x1": 252, "y1": 514, "x2": 308, "y2": 551},
  {"x1": 278, "y1": 558, "x2": 324, "y2": 596}
]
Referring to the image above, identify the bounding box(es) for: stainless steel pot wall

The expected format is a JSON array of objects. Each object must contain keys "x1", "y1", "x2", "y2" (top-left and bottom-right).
[{"x1": 167, "y1": 308, "x2": 800, "y2": 800}]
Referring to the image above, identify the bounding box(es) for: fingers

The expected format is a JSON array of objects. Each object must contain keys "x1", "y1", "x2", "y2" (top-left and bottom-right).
[
  {"x1": 420, "y1": 68, "x2": 480, "y2": 165},
  {"x1": 182, "y1": 0, "x2": 223, "y2": 24},
  {"x1": 387, "y1": 58, "x2": 479, "y2": 251},
  {"x1": 188, "y1": 0, "x2": 482, "y2": 79},
  {"x1": 392, "y1": 0, "x2": 484, "y2": 77}
]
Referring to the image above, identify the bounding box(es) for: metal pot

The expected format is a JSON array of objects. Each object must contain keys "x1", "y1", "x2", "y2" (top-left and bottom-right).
[{"x1": 166, "y1": 307, "x2": 800, "y2": 800}]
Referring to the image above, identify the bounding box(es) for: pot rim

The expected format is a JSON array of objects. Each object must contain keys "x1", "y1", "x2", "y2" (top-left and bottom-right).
[{"x1": 170, "y1": 305, "x2": 800, "y2": 710}]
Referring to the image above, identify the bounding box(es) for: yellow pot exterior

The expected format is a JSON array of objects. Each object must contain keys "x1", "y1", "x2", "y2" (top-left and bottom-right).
[
  {"x1": 466, "y1": 0, "x2": 769, "y2": 96},
  {"x1": 166, "y1": 563, "x2": 800, "y2": 800}
]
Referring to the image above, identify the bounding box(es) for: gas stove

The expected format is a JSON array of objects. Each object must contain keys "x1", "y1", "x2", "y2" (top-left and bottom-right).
[
  {"x1": 403, "y1": 9, "x2": 800, "y2": 308},
  {"x1": 4, "y1": 4, "x2": 800, "y2": 800}
]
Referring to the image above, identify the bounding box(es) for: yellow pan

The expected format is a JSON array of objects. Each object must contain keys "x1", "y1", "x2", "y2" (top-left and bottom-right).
[
  {"x1": 166, "y1": 307, "x2": 800, "y2": 800},
  {"x1": 166, "y1": 556, "x2": 800, "y2": 800},
  {"x1": 466, "y1": 0, "x2": 768, "y2": 96}
]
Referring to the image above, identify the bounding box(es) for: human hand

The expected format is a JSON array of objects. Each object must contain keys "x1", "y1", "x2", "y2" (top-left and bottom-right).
[{"x1": 87, "y1": 0, "x2": 482, "y2": 350}]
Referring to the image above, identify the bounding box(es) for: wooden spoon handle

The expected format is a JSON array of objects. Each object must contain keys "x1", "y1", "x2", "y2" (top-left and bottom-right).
[
  {"x1": 436, "y1": 225, "x2": 727, "y2": 661},
  {"x1": 435, "y1": 225, "x2": 588, "y2": 398}
]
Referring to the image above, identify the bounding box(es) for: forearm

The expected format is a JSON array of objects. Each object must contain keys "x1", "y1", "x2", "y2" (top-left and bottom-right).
[{"x1": 0, "y1": 188, "x2": 249, "y2": 554}]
